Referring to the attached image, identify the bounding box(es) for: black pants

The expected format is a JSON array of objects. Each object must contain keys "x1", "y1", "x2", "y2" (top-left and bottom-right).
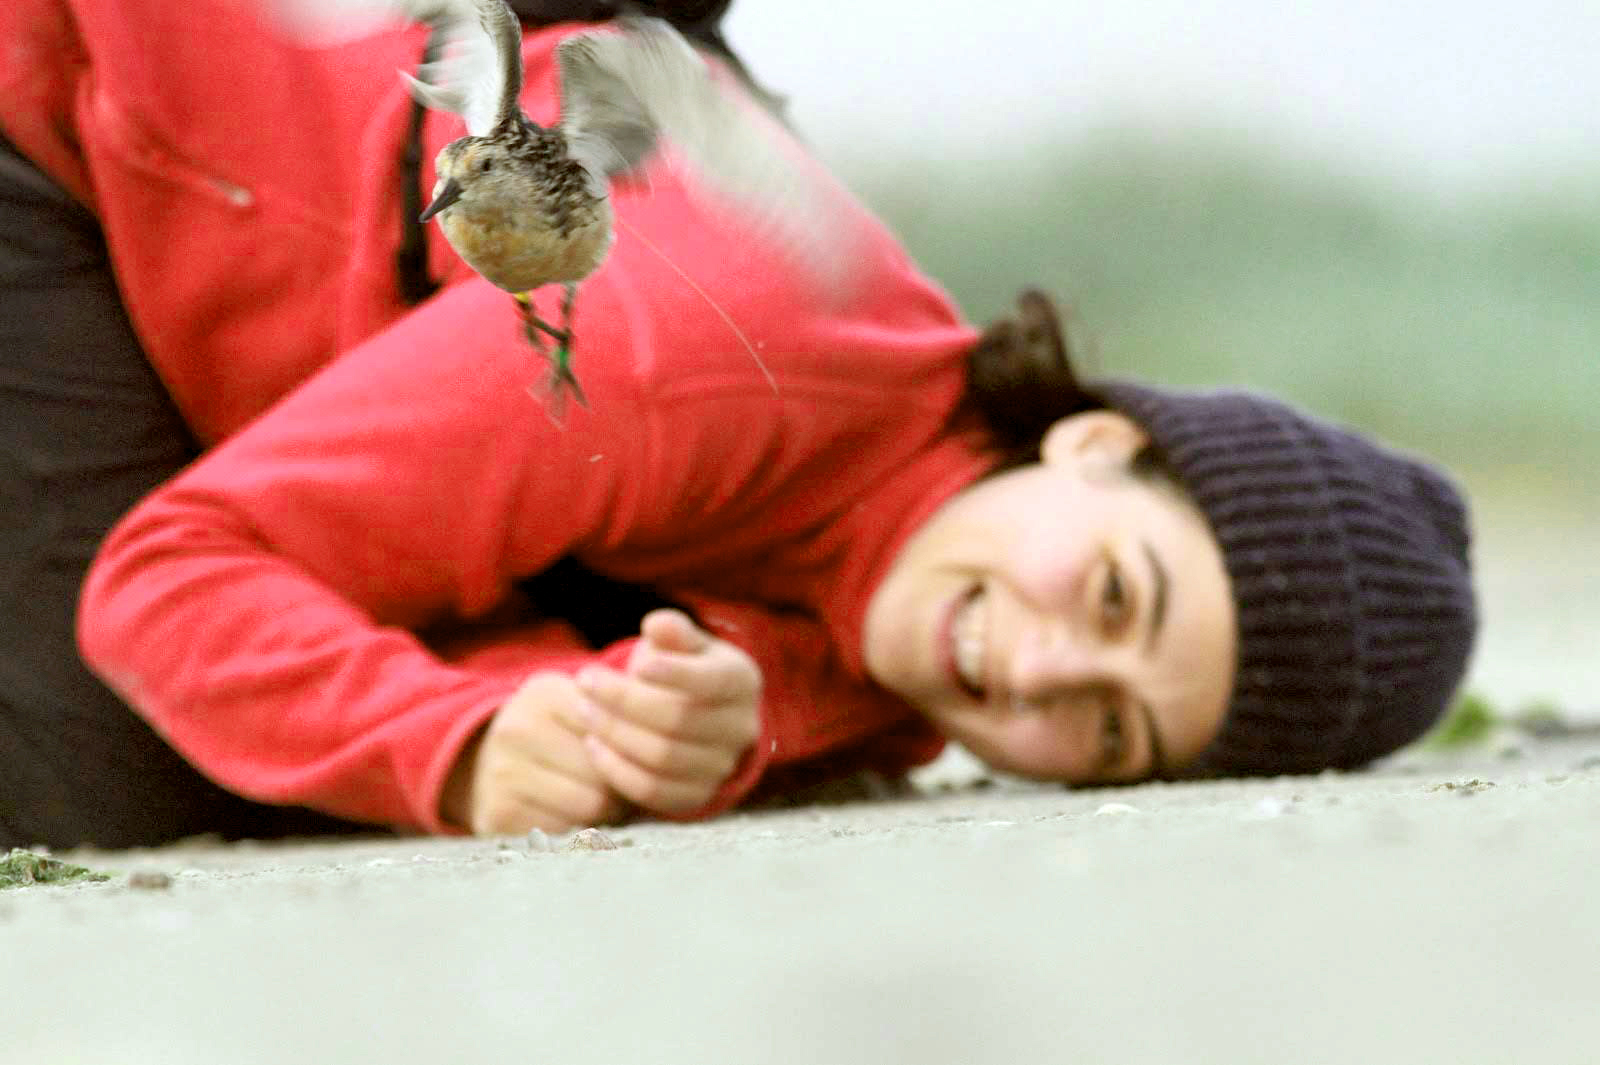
[{"x1": 0, "y1": 136, "x2": 364, "y2": 849}]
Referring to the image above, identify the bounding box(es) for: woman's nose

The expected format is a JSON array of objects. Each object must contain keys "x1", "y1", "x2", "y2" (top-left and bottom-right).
[
  {"x1": 1012, "y1": 536, "x2": 1082, "y2": 607},
  {"x1": 1007, "y1": 619, "x2": 1106, "y2": 701}
]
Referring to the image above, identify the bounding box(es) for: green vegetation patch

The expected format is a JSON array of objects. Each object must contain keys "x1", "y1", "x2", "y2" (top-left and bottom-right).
[
  {"x1": 1422, "y1": 692, "x2": 1501, "y2": 749},
  {"x1": 0, "y1": 848, "x2": 111, "y2": 889},
  {"x1": 1421, "y1": 692, "x2": 1584, "y2": 750}
]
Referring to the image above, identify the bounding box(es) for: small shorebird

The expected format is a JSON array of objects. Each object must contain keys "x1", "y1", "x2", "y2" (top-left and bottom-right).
[{"x1": 276, "y1": 0, "x2": 851, "y2": 408}]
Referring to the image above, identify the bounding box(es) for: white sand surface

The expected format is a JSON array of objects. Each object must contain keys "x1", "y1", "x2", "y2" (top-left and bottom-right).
[{"x1": 7, "y1": 735, "x2": 1600, "y2": 1065}]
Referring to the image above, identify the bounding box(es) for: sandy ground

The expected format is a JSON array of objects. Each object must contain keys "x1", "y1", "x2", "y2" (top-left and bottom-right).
[{"x1": 6, "y1": 734, "x2": 1600, "y2": 1065}]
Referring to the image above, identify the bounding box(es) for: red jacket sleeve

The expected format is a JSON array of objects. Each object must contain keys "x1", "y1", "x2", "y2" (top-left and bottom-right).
[{"x1": 78, "y1": 279, "x2": 647, "y2": 832}]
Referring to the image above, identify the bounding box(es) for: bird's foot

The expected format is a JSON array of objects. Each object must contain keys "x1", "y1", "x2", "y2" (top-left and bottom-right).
[{"x1": 543, "y1": 334, "x2": 586, "y2": 410}]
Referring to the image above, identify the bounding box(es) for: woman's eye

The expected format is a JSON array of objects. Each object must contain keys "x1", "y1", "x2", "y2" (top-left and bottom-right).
[
  {"x1": 1101, "y1": 557, "x2": 1133, "y2": 632},
  {"x1": 1100, "y1": 703, "x2": 1126, "y2": 769}
]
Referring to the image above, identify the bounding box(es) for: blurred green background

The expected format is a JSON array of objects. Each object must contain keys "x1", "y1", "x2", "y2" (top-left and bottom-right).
[{"x1": 851, "y1": 132, "x2": 1596, "y2": 487}]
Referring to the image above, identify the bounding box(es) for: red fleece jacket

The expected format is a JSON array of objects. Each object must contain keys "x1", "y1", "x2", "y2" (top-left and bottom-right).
[{"x1": 3, "y1": 0, "x2": 990, "y2": 830}]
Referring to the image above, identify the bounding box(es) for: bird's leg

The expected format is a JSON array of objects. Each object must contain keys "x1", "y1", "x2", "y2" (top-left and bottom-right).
[
  {"x1": 549, "y1": 280, "x2": 577, "y2": 372},
  {"x1": 541, "y1": 283, "x2": 584, "y2": 408},
  {"x1": 513, "y1": 286, "x2": 585, "y2": 411},
  {"x1": 512, "y1": 292, "x2": 549, "y2": 355}
]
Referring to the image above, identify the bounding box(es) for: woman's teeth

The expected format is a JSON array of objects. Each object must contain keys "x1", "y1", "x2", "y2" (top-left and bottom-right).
[{"x1": 954, "y1": 589, "x2": 986, "y2": 697}]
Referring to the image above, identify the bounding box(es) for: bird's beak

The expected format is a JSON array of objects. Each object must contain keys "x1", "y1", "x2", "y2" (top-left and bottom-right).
[{"x1": 419, "y1": 178, "x2": 463, "y2": 223}]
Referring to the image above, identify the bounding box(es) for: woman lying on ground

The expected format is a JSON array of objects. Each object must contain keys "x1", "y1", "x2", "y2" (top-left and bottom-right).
[
  {"x1": 73, "y1": 272, "x2": 1478, "y2": 839},
  {"x1": 1, "y1": 0, "x2": 1475, "y2": 848}
]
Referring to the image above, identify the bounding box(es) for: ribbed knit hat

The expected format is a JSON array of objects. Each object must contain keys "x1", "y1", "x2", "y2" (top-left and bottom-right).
[{"x1": 1094, "y1": 382, "x2": 1477, "y2": 774}]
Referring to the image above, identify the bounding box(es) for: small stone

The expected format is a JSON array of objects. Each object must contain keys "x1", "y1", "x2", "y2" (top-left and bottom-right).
[
  {"x1": 126, "y1": 870, "x2": 173, "y2": 891},
  {"x1": 1094, "y1": 802, "x2": 1140, "y2": 817},
  {"x1": 1249, "y1": 796, "x2": 1291, "y2": 819},
  {"x1": 564, "y1": 828, "x2": 619, "y2": 852},
  {"x1": 524, "y1": 829, "x2": 555, "y2": 853},
  {"x1": 1427, "y1": 778, "x2": 1495, "y2": 795}
]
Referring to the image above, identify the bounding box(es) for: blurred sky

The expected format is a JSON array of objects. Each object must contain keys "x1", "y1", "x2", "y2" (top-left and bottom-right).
[{"x1": 726, "y1": 0, "x2": 1600, "y2": 200}]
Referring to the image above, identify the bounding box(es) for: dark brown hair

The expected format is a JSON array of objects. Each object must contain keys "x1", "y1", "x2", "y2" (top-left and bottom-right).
[
  {"x1": 959, "y1": 289, "x2": 1177, "y2": 489},
  {"x1": 958, "y1": 290, "x2": 1108, "y2": 458}
]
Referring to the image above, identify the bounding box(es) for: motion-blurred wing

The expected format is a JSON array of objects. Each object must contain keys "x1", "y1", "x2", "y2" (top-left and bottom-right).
[
  {"x1": 267, "y1": 0, "x2": 519, "y2": 137},
  {"x1": 557, "y1": 17, "x2": 857, "y2": 293}
]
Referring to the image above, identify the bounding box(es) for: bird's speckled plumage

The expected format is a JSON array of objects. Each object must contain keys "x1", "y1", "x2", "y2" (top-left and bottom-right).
[{"x1": 428, "y1": 124, "x2": 614, "y2": 294}]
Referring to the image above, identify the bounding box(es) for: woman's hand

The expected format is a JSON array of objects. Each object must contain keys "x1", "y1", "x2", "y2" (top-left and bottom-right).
[
  {"x1": 441, "y1": 672, "x2": 627, "y2": 836},
  {"x1": 440, "y1": 608, "x2": 761, "y2": 834},
  {"x1": 574, "y1": 608, "x2": 762, "y2": 816}
]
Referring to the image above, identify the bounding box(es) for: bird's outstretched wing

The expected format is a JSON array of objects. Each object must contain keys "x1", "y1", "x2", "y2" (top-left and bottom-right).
[
  {"x1": 266, "y1": 0, "x2": 520, "y2": 137},
  {"x1": 557, "y1": 17, "x2": 858, "y2": 295}
]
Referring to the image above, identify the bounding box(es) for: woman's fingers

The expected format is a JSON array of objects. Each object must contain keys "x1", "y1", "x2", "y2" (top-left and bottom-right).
[
  {"x1": 629, "y1": 644, "x2": 760, "y2": 705},
  {"x1": 497, "y1": 676, "x2": 610, "y2": 779},
  {"x1": 576, "y1": 667, "x2": 753, "y2": 745},
  {"x1": 471, "y1": 761, "x2": 621, "y2": 835},
  {"x1": 584, "y1": 704, "x2": 741, "y2": 781},
  {"x1": 584, "y1": 735, "x2": 719, "y2": 814},
  {"x1": 462, "y1": 673, "x2": 625, "y2": 835},
  {"x1": 638, "y1": 608, "x2": 708, "y2": 654}
]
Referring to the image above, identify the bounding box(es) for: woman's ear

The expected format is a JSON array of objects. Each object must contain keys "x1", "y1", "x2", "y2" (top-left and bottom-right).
[{"x1": 1040, "y1": 410, "x2": 1150, "y2": 472}]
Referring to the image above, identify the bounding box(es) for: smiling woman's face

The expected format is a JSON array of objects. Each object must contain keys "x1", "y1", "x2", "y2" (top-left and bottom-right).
[{"x1": 863, "y1": 410, "x2": 1237, "y2": 783}]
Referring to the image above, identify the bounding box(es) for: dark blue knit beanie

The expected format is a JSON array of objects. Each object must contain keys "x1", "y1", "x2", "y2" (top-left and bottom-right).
[{"x1": 1095, "y1": 383, "x2": 1478, "y2": 774}]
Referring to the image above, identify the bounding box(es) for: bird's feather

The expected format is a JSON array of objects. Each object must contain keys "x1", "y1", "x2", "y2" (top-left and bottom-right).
[
  {"x1": 558, "y1": 17, "x2": 858, "y2": 295},
  {"x1": 267, "y1": 0, "x2": 517, "y2": 138}
]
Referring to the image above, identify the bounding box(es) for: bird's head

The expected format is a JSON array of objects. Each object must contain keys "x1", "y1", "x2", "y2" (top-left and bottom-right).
[{"x1": 421, "y1": 137, "x2": 515, "y2": 222}]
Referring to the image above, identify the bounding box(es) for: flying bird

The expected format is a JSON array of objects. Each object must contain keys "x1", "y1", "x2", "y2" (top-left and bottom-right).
[{"x1": 273, "y1": 0, "x2": 853, "y2": 408}]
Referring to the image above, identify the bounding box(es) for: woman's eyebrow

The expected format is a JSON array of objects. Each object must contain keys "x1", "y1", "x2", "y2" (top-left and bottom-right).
[{"x1": 1141, "y1": 539, "x2": 1169, "y2": 653}]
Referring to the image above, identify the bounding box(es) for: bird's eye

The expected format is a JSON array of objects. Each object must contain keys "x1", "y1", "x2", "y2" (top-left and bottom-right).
[{"x1": 476, "y1": 157, "x2": 495, "y2": 173}]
